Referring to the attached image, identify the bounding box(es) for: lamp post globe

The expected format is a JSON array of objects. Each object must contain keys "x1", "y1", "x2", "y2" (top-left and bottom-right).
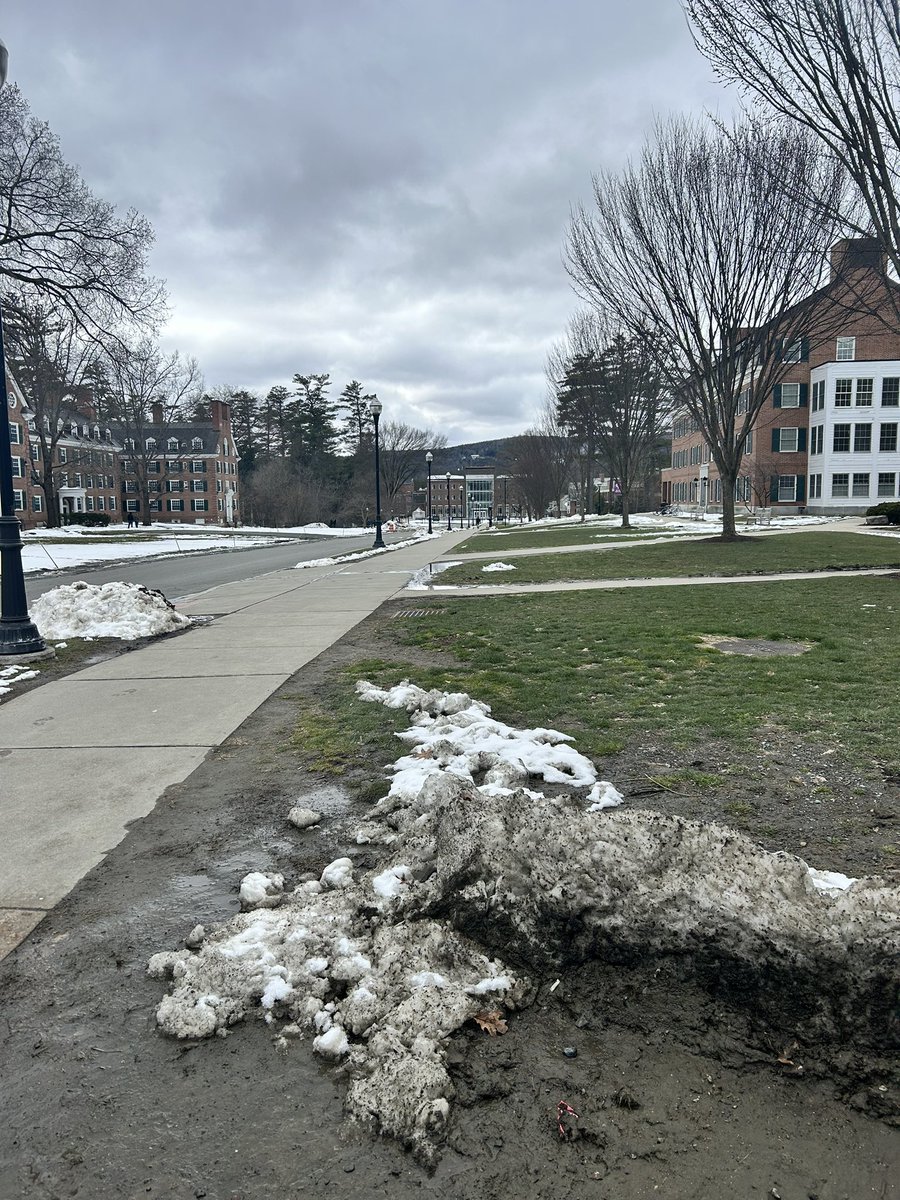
[
  {"x1": 370, "y1": 399, "x2": 385, "y2": 549},
  {"x1": 445, "y1": 472, "x2": 452, "y2": 530},
  {"x1": 425, "y1": 452, "x2": 433, "y2": 535},
  {"x1": 0, "y1": 37, "x2": 49, "y2": 660}
]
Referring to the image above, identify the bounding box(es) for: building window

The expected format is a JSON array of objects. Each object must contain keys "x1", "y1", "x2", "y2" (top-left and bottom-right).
[
  {"x1": 124, "y1": 480, "x2": 137, "y2": 493},
  {"x1": 810, "y1": 425, "x2": 824, "y2": 455},
  {"x1": 777, "y1": 475, "x2": 797, "y2": 501},
  {"x1": 882, "y1": 377, "x2": 899, "y2": 406},
  {"x1": 855, "y1": 378, "x2": 874, "y2": 406},
  {"x1": 167, "y1": 498, "x2": 184, "y2": 512},
  {"x1": 836, "y1": 336, "x2": 856, "y2": 361},
  {"x1": 217, "y1": 498, "x2": 224, "y2": 511},
  {"x1": 880, "y1": 423, "x2": 898, "y2": 452},
  {"x1": 146, "y1": 438, "x2": 156, "y2": 450},
  {"x1": 13, "y1": 489, "x2": 24, "y2": 511},
  {"x1": 780, "y1": 383, "x2": 802, "y2": 407},
  {"x1": 809, "y1": 474, "x2": 822, "y2": 499},
  {"x1": 149, "y1": 499, "x2": 161, "y2": 512},
  {"x1": 852, "y1": 473, "x2": 870, "y2": 497},
  {"x1": 190, "y1": 479, "x2": 206, "y2": 492},
  {"x1": 9, "y1": 423, "x2": 22, "y2": 444},
  {"x1": 854, "y1": 424, "x2": 872, "y2": 452},
  {"x1": 192, "y1": 438, "x2": 203, "y2": 451},
  {"x1": 812, "y1": 380, "x2": 825, "y2": 411},
  {"x1": 167, "y1": 438, "x2": 179, "y2": 451},
  {"x1": 32, "y1": 494, "x2": 43, "y2": 512},
  {"x1": 831, "y1": 473, "x2": 849, "y2": 497},
  {"x1": 125, "y1": 499, "x2": 139, "y2": 512},
  {"x1": 86, "y1": 496, "x2": 95, "y2": 512},
  {"x1": 778, "y1": 428, "x2": 799, "y2": 452},
  {"x1": 782, "y1": 338, "x2": 804, "y2": 363},
  {"x1": 833, "y1": 424, "x2": 851, "y2": 452},
  {"x1": 11, "y1": 456, "x2": 24, "y2": 477},
  {"x1": 124, "y1": 438, "x2": 135, "y2": 451},
  {"x1": 834, "y1": 379, "x2": 853, "y2": 407},
  {"x1": 190, "y1": 459, "x2": 205, "y2": 472},
  {"x1": 108, "y1": 497, "x2": 117, "y2": 511},
  {"x1": 30, "y1": 443, "x2": 40, "y2": 462},
  {"x1": 148, "y1": 480, "x2": 160, "y2": 493},
  {"x1": 96, "y1": 496, "x2": 105, "y2": 511},
  {"x1": 877, "y1": 472, "x2": 896, "y2": 497},
  {"x1": 148, "y1": 461, "x2": 160, "y2": 474},
  {"x1": 192, "y1": 498, "x2": 208, "y2": 512}
]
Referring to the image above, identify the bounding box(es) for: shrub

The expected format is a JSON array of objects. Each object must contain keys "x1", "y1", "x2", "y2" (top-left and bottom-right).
[
  {"x1": 63, "y1": 512, "x2": 111, "y2": 527},
  {"x1": 865, "y1": 502, "x2": 900, "y2": 525}
]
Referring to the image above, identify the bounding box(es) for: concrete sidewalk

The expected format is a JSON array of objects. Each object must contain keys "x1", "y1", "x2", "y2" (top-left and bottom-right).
[{"x1": 0, "y1": 531, "x2": 470, "y2": 959}]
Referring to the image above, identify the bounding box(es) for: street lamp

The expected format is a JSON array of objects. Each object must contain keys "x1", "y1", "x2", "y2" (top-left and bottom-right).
[
  {"x1": 445, "y1": 472, "x2": 452, "y2": 530},
  {"x1": 370, "y1": 399, "x2": 385, "y2": 549},
  {"x1": 425, "y1": 452, "x2": 433, "y2": 534},
  {"x1": 0, "y1": 37, "x2": 49, "y2": 660}
]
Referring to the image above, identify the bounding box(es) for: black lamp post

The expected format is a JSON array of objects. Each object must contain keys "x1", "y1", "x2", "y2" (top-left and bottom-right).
[
  {"x1": 0, "y1": 37, "x2": 48, "y2": 660},
  {"x1": 445, "y1": 472, "x2": 451, "y2": 530},
  {"x1": 370, "y1": 399, "x2": 385, "y2": 549},
  {"x1": 425, "y1": 451, "x2": 433, "y2": 534}
]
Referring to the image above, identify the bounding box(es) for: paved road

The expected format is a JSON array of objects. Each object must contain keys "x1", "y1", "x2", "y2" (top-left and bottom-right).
[{"x1": 23, "y1": 534, "x2": 403, "y2": 603}]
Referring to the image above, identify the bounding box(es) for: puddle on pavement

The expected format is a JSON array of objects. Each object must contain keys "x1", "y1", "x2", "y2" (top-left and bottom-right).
[{"x1": 294, "y1": 782, "x2": 353, "y2": 817}]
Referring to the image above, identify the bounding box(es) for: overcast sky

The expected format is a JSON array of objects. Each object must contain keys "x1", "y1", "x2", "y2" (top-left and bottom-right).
[{"x1": 3, "y1": 2, "x2": 728, "y2": 444}]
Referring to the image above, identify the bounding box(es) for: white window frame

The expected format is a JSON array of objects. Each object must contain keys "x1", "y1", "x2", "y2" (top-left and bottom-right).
[
  {"x1": 831, "y1": 473, "x2": 849, "y2": 498},
  {"x1": 777, "y1": 475, "x2": 797, "y2": 502},
  {"x1": 778, "y1": 428, "x2": 799, "y2": 452},
  {"x1": 836, "y1": 336, "x2": 856, "y2": 361},
  {"x1": 855, "y1": 378, "x2": 874, "y2": 406},
  {"x1": 852, "y1": 473, "x2": 870, "y2": 498},
  {"x1": 780, "y1": 382, "x2": 801, "y2": 408},
  {"x1": 877, "y1": 472, "x2": 896, "y2": 497}
]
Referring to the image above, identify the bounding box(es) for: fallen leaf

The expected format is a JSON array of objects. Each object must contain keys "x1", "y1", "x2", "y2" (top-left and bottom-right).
[{"x1": 472, "y1": 1010, "x2": 508, "y2": 1035}]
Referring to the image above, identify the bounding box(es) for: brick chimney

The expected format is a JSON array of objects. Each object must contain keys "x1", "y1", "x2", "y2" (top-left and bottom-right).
[
  {"x1": 210, "y1": 398, "x2": 230, "y2": 431},
  {"x1": 151, "y1": 402, "x2": 165, "y2": 425},
  {"x1": 71, "y1": 386, "x2": 97, "y2": 421},
  {"x1": 830, "y1": 237, "x2": 886, "y2": 280}
]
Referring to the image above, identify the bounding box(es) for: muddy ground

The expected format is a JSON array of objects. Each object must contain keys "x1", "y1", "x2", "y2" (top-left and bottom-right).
[{"x1": 1, "y1": 603, "x2": 898, "y2": 1200}]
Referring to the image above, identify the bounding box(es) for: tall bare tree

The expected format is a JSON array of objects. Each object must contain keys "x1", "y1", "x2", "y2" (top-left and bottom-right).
[
  {"x1": 567, "y1": 117, "x2": 847, "y2": 539},
  {"x1": 0, "y1": 85, "x2": 165, "y2": 333},
  {"x1": 684, "y1": 0, "x2": 900, "y2": 287},
  {"x1": 505, "y1": 402, "x2": 575, "y2": 519},
  {"x1": 558, "y1": 313, "x2": 670, "y2": 529},
  {"x1": 3, "y1": 292, "x2": 103, "y2": 527},
  {"x1": 106, "y1": 340, "x2": 202, "y2": 526},
  {"x1": 378, "y1": 421, "x2": 448, "y2": 512}
]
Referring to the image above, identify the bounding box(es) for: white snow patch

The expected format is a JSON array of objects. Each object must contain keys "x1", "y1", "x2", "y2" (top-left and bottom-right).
[
  {"x1": 239, "y1": 871, "x2": 284, "y2": 909},
  {"x1": 320, "y1": 858, "x2": 354, "y2": 889},
  {"x1": 481, "y1": 561, "x2": 517, "y2": 573},
  {"x1": 586, "y1": 781, "x2": 625, "y2": 811},
  {"x1": 31, "y1": 581, "x2": 190, "y2": 640},
  {"x1": 287, "y1": 807, "x2": 322, "y2": 830}
]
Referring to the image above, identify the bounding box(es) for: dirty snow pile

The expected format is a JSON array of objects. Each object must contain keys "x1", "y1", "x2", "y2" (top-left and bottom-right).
[
  {"x1": 481, "y1": 561, "x2": 517, "y2": 573},
  {"x1": 150, "y1": 681, "x2": 899, "y2": 1166},
  {"x1": 31, "y1": 581, "x2": 191, "y2": 640}
]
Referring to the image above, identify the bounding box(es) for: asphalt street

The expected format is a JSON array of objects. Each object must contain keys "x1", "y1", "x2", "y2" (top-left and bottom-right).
[{"x1": 23, "y1": 532, "x2": 405, "y2": 602}]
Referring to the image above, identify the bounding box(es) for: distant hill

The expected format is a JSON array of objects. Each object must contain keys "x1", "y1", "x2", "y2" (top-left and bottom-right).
[{"x1": 430, "y1": 438, "x2": 519, "y2": 473}]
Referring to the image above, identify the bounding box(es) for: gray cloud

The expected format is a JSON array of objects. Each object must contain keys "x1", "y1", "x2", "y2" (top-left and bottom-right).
[{"x1": 3, "y1": 1, "x2": 729, "y2": 443}]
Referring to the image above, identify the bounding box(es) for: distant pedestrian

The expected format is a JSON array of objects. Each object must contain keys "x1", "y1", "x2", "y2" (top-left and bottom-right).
[{"x1": 126, "y1": 511, "x2": 136, "y2": 529}]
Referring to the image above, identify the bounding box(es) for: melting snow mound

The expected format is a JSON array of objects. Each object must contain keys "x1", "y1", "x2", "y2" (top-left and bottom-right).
[
  {"x1": 32, "y1": 581, "x2": 191, "y2": 640},
  {"x1": 151, "y1": 680, "x2": 899, "y2": 1166}
]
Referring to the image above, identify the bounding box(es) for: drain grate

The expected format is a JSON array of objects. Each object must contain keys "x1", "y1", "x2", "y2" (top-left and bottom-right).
[{"x1": 393, "y1": 608, "x2": 447, "y2": 618}]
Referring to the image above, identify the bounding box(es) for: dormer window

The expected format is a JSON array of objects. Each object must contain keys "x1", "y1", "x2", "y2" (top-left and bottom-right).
[
  {"x1": 192, "y1": 437, "x2": 202, "y2": 451},
  {"x1": 124, "y1": 437, "x2": 135, "y2": 451},
  {"x1": 146, "y1": 437, "x2": 157, "y2": 450},
  {"x1": 167, "y1": 437, "x2": 179, "y2": 451},
  {"x1": 93, "y1": 425, "x2": 100, "y2": 440},
  {"x1": 70, "y1": 422, "x2": 78, "y2": 436}
]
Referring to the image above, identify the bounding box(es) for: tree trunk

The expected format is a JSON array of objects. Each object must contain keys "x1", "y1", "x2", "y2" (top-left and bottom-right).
[
  {"x1": 720, "y1": 474, "x2": 738, "y2": 540},
  {"x1": 620, "y1": 491, "x2": 631, "y2": 529}
]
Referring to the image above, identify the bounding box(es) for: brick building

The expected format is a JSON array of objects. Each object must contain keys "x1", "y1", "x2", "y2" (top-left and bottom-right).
[
  {"x1": 117, "y1": 399, "x2": 239, "y2": 526},
  {"x1": 661, "y1": 239, "x2": 900, "y2": 516},
  {"x1": 6, "y1": 372, "x2": 240, "y2": 529}
]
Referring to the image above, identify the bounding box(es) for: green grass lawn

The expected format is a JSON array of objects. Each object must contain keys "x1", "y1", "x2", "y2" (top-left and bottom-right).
[
  {"x1": 456, "y1": 524, "x2": 696, "y2": 553},
  {"x1": 436, "y1": 531, "x2": 900, "y2": 585},
  {"x1": 377, "y1": 575, "x2": 900, "y2": 770}
]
